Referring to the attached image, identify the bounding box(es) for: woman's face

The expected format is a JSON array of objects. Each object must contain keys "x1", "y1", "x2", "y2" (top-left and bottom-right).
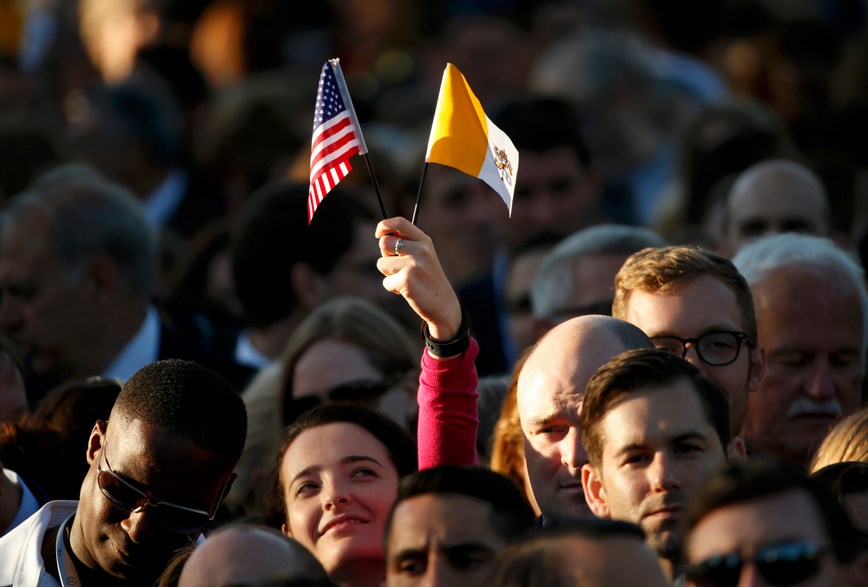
[
  {"x1": 291, "y1": 339, "x2": 412, "y2": 428},
  {"x1": 280, "y1": 422, "x2": 399, "y2": 575}
]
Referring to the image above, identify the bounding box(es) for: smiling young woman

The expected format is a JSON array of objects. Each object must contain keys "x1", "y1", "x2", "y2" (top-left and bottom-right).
[{"x1": 264, "y1": 404, "x2": 417, "y2": 587}]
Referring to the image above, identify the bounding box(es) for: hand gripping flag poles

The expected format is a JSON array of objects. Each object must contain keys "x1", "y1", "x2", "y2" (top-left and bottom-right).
[
  {"x1": 308, "y1": 59, "x2": 386, "y2": 223},
  {"x1": 412, "y1": 63, "x2": 519, "y2": 225}
]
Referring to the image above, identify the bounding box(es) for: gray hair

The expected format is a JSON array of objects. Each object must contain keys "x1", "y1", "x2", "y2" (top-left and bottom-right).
[
  {"x1": 531, "y1": 224, "x2": 665, "y2": 319},
  {"x1": 1, "y1": 164, "x2": 156, "y2": 295},
  {"x1": 732, "y1": 233, "x2": 868, "y2": 357}
]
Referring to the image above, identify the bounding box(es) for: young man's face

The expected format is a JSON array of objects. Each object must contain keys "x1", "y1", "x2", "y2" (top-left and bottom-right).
[
  {"x1": 621, "y1": 274, "x2": 764, "y2": 436},
  {"x1": 72, "y1": 417, "x2": 231, "y2": 585},
  {"x1": 387, "y1": 494, "x2": 506, "y2": 587},
  {"x1": 583, "y1": 382, "x2": 727, "y2": 561},
  {"x1": 685, "y1": 490, "x2": 850, "y2": 587}
]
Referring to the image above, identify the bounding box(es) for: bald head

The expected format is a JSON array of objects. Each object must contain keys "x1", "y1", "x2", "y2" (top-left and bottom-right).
[
  {"x1": 517, "y1": 315, "x2": 651, "y2": 522},
  {"x1": 178, "y1": 524, "x2": 329, "y2": 587},
  {"x1": 724, "y1": 159, "x2": 830, "y2": 256}
]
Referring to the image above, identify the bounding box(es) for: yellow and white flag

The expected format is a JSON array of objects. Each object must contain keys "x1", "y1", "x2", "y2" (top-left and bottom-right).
[{"x1": 425, "y1": 63, "x2": 519, "y2": 215}]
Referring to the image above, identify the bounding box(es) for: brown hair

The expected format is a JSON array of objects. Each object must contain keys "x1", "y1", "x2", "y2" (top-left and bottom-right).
[
  {"x1": 612, "y1": 246, "x2": 757, "y2": 345},
  {"x1": 580, "y1": 349, "x2": 730, "y2": 468}
]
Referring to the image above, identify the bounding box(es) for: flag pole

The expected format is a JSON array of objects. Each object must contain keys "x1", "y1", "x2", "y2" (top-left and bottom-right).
[
  {"x1": 411, "y1": 162, "x2": 429, "y2": 226},
  {"x1": 330, "y1": 58, "x2": 388, "y2": 219}
]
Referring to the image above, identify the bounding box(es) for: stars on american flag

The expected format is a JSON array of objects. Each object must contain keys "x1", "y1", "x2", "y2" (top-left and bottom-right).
[{"x1": 313, "y1": 66, "x2": 347, "y2": 131}]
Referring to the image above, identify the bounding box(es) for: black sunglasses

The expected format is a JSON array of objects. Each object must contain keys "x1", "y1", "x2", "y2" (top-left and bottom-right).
[
  {"x1": 97, "y1": 442, "x2": 233, "y2": 534},
  {"x1": 683, "y1": 541, "x2": 829, "y2": 587},
  {"x1": 283, "y1": 371, "x2": 405, "y2": 425}
]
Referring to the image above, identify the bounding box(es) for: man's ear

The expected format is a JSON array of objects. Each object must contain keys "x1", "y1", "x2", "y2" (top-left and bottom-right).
[
  {"x1": 726, "y1": 436, "x2": 747, "y2": 461},
  {"x1": 747, "y1": 344, "x2": 766, "y2": 393},
  {"x1": 582, "y1": 463, "x2": 610, "y2": 518},
  {"x1": 281, "y1": 522, "x2": 291, "y2": 537},
  {"x1": 87, "y1": 420, "x2": 108, "y2": 465},
  {"x1": 84, "y1": 255, "x2": 121, "y2": 304}
]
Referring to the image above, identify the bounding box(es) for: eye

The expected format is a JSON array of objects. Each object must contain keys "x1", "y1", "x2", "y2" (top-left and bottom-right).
[
  {"x1": 675, "y1": 443, "x2": 702, "y2": 455},
  {"x1": 351, "y1": 467, "x2": 378, "y2": 480},
  {"x1": 294, "y1": 480, "x2": 320, "y2": 497},
  {"x1": 450, "y1": 547, "x2": 495, "y2": 570},
  {"x1": 396, "y1": 556, "x2": 426, "y2": 576},
  {"x1": 622, "y1": 452, "x2": 652, "y2": 466},
  {"x1": 773, "y1": 352, "x2": 810, "y2": 368},
  {"x1": 537, "y1": 424, "x2": 567, "y2": 436},
  {"x1": 830, "y1": 351, "x2": 860, "y2": 369}
]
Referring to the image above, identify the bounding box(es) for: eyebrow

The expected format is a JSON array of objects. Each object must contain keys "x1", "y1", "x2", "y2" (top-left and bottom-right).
[
  {"x1": 290, "y1": 455, "x2": 384, "y2": 487},
  {"x1": 613, "y1": 432, "x2": 709, "y2": 458}
]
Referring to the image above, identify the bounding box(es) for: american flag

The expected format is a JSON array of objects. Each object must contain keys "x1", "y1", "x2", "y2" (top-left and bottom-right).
[{"x1": 308, "y1": 60, "x2": 366, "y2": 223}]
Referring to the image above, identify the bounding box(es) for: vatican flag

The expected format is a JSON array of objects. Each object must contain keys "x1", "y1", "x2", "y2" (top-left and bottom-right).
[{"x1": 425, "y1": 63, "x2": 519, "y2": 215}]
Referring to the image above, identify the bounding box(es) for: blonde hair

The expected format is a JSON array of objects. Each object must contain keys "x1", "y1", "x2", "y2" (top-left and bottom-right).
[{"x1": 810, "y1": 405, "x2": 868, "y2": 472}]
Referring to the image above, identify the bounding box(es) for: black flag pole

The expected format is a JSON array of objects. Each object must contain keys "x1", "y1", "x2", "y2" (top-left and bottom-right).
[
  {"x1": 411, "y1": 162, "x2": 430, "y2": 226},
  {"x1": 331, "y1": 58, "x2": 388, "y2": 219}
]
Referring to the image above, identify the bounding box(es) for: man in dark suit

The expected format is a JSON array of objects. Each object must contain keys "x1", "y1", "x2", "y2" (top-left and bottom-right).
[{"x1": 0, "y1": 164, "x2": 252, "y2": 403}]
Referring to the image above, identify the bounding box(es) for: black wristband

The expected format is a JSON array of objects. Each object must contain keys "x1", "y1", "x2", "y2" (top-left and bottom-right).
[{"x1": 422, "y1": 305, "x2": 472, "y2": 358}]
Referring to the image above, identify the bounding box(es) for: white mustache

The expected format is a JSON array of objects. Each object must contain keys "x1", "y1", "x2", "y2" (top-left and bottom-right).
[{"x1": 787, "y1": 396, "x2": 842, "y2": 418}]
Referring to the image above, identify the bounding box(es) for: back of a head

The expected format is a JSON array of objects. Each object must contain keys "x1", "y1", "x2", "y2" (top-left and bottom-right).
[
  {"x1": 531, "y1": 224, "x2": 666, "y2": 320},
  {"x1": 493, "y1": 96, "x2": 591, "y2": 167},
  {"x1": 810, "y1": 406, "x2": 868, "y2": 472},
  {"x1": 389, "y1": 465, "x2": 535, "y2": 545},
  {"x1": 684, "y1": 459, "x2": 863, "y2": 564},
  {"x1": 3, "y1": 164, "x2": 157, "y2": 297},
  {"x1": 231, "y1": 182, "x2": 376, "y2": 328},
  {"x1": 113, "y1": 359, "x2": 247, "y2": 467},
  {"x1": 177, "y1": 524, "x2": 331, "y2": 587}
]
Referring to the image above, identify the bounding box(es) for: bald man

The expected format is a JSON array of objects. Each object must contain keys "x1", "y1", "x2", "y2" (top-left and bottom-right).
[
  {"x1": 178, "y1": 524, "x2": 332, "y2": 587},
  {"x1": 516, "y1": 315, "x2": 652, "y2": 524},
  {"x1": 721, "y1": 159, "x2": 832, "y2": 257}
]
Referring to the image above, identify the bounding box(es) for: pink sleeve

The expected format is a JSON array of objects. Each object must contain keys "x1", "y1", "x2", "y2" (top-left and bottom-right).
[{"x1": 416, "y1": 338, "x2": 480, "y2": 470}]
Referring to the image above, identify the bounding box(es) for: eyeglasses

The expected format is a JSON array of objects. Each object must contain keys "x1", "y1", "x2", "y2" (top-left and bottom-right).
[
  {"x1": 651, "y1": 331, "x2": 749, "y2": 366},
  {"x1": 97, "y1": 442, "x2": 232, "y2": 534},
  {"x1": 283, "y1": 371, "x2": 405, "y2": 425},
  {"x1": 683, "y1": 541, "x2": 829, "y2": 587}
]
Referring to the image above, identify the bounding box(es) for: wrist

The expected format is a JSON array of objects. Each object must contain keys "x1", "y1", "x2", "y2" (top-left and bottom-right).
[{"x1": 422, "y1": 305, "x2": 471, "y2": 358}]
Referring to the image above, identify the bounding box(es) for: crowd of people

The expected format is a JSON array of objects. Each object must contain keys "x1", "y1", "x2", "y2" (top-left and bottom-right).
[{"x1": 0, "y1": 0, "x2": 867, "y2": 586}]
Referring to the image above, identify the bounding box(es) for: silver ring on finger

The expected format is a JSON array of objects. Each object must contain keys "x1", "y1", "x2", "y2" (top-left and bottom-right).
[{"x1": 394, "y1": 238, "x2": 405, "y2": 256}]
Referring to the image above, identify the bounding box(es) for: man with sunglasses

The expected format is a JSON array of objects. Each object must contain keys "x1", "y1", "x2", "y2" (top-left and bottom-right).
[
  {"x1": 0, "y1": 359, "x2": 247, "y2": 587},
  {"x1": 613, "y1": 245, "x2": 766, "y2": 457},
  {"x1": 682, "y1": 459, "x2": 868, "y2": 587}
]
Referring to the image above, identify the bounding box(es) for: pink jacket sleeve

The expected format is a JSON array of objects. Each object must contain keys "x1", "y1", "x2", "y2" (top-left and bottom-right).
[{"x1": 416, "y1": 338, "x2": 480, "y2": 470}]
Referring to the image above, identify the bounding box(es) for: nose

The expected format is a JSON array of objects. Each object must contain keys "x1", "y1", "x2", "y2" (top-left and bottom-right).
[
  {"x1": 681, "y1": 344, "x2": 707, "y2": 372},
  {"x1": 803, "y1": 361, "x2": 835, "y2": 400},
  {"x1": 425, "y1": 554, "x2": 454, "y2": 587},
  {"x1": 322, "y1": 481, "x2": 353, "y2": 511},
  {"x1": 120, "y1": 507, "x2": 160, "y2": 544},
  {"x1": 560, "y1": 428, "x2": 588, "y2": 473},
  {"x1": 738, "y1": 562, "x2": 763, "y2": 587},
  {"x1": 650, "y1": 452, "x2": 681, "y2": 492}
]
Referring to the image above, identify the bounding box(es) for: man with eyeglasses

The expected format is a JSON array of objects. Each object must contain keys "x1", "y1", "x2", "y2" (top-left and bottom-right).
[
  {"x1": 0, "y1": 359, "x2": 247, "y2": 587},
  {"x1": 682, "y1": 459, "x2": 868, "y2": 587},
  {"x1": 613, "y1": 245, "x2": 766, "y2": 457}
]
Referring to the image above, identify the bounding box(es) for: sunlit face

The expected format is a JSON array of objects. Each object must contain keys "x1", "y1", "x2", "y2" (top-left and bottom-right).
[
  {"x1": 0, "y1": 209, "x2": 102, "y2": 379},
  {"x1": 686, "y1": 490, "x2": 847, "y2": 587},
  {"x1": 280, "y1": 423, "x2": 399, "y2": 579},
  {"x1": 508, "y1": 147, "x2": 597, "y2": 246},
  {"x1": 748, "y1": 268, "x2": 864, "y2": 464},
  {"x1": 292, "y1": 339, "x2": 411, "y2": 428},
  {"x1": 582, "y1": 383, "x2": 727, "y2": 561},
  {"x1": 71, "y1": 417, "x2": 231, "y2": 585},
  {"x1": 622, "y1": 275, "x2": 764, "y2": 435},
  {"x1": 387, "y1": 494, "x2": 506, "y2": 587}
]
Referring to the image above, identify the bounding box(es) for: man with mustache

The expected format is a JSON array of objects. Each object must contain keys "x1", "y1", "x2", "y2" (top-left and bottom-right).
[
  {"x1": 581, "y1": 349, "x2": 734, "y2": 581},
  {"x1": 733, "y1": 233, "x2": 867, "y2": 467}
]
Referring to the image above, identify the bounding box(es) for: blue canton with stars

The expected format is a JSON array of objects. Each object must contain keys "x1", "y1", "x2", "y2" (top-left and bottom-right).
[{"x1": 313, "y1": 63, "x2": 348, "y2": 132}]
